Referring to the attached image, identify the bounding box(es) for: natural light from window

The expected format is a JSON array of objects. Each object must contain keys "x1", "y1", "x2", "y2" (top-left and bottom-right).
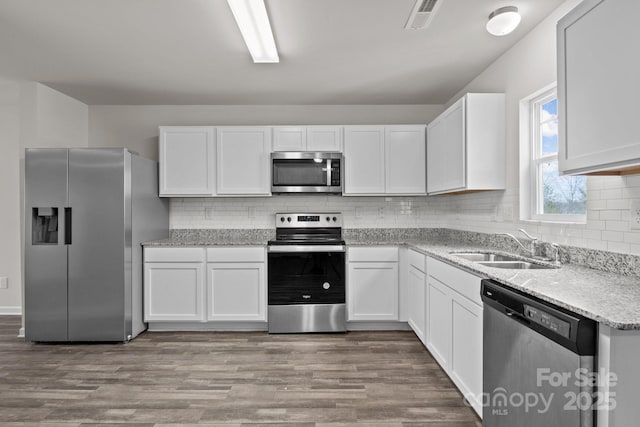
[{"x1": 521, "y1": 84, "x2": 586, "y2": 223}]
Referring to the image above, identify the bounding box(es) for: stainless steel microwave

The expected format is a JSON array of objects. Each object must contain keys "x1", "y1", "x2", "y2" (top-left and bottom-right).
[{"x1": 271, "y1": 152, "x2": 342, "y2": 194}]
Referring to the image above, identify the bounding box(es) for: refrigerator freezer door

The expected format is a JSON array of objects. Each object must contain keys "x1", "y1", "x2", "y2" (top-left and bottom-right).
[
  {"x1": 25, "y1": 149, "x2": 69, "y2": 341},
  {"x1": 67, "y1": 149, "x2": 129, "y2": 341}
]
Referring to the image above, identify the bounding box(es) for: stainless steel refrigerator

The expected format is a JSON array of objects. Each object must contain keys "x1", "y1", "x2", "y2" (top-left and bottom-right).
[{"x1": 25, "y1": 148, "x2": 169, "y2": 342}]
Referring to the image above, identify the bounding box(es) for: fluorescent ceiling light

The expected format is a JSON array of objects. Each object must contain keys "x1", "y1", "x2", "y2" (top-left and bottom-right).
[
  {"x1": 486, "y1": 6, "x2": 521, "y2": 36},
  {"x1": 227, "y1": 0, "x2": 279, "y2": 63}
]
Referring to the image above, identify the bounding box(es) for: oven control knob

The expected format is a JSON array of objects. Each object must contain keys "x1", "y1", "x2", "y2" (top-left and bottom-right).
[
  {"x1": 280, "y1": 217, "x2": 285, "y2": 222},
  {"x1": 287, "y1": 217, "x2": 291, "y2": 222},
  {"x1": 326, "y1": 216, "x2": 330, "y2": 222},
  {"x1": 323, "y1": 282, "x2": 330, "y2": 290},
  {"x1": 332, "y1": 217, "x2": 337, "y2": 222}
]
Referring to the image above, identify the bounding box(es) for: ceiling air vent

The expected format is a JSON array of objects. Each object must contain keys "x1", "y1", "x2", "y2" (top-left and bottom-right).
[{"x1": 405, "y1": 0, "x2": 443, "y2": 30}]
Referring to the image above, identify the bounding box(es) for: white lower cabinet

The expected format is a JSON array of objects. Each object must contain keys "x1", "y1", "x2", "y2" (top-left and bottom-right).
[
  {"x1": 426, "y1": 277, "x2": 452, "y2": 369},
  {"x1": 407, "y1": 249, "x2": 427, "y2": 345},
  {"x1": 206, "y1": 247, "x2": 266, "y2": 322},
  {"x1": 347, "y1": 247, "x2": 399, "y2": 321},
  {"x1": 144, "y1": 246, "x2": 266, "y2": 325},
  {"x1": 450, "y1": 293, "x2": 483, "y2": 414},
  {"x1": 426, "y1": 256, "x2": 483, "y2": 417},
  {"x1": 144, "y1": 248, "x2": 205, "y2": 322}
]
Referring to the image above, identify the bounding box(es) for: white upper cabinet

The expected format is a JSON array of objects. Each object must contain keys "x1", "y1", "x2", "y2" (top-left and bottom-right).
[
  {"x1": 344, "y1": 126, "x2": 386, "y2": 194},
  {"x1": 307, "y1": 126, "x2": 343, "y2": 152},
  {"x1": 344, "y1": 125, "x2": 426, "y2": 195},
  {"x1": 558, "y1": 0, "x2": 640, "y2": 175},
  {"x1": 272, "y1": 126, "x2": 343, "y2": 152},
  {"x1": 385, "y1": 126, "x2": 427, "y2": 194},
  {"x1": 427, "y1": 93, "x2": 505, "y2": 195},
  {"x1": 216, "y1": 127, "x2": 271, "y2": 195},
  {"x1": 272, "y1": 126, "x2": 307, "y2": 151},
  {"x1": 159, "y1": 126, "x2": 215, "y2": 196}
]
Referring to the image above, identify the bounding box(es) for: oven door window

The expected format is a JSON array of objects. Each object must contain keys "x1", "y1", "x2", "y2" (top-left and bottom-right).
[
  {"x1": 268, "y1": 252, "x2": 345, "y2": 305},
  {"x1": 273, "y1": 159, "x2": 328, "y2": 186}
]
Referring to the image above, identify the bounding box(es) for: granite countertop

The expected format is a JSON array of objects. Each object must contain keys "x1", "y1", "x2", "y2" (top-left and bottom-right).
[
  {"x1": 144, "y1": 228, "x2": 640, "y2": 329},
  {"x1": 347, "y1": 235, "x2": 640, "y2": 330},
  {"x1": 143, "y1": 229, "x2": 274, "y2": 247}
]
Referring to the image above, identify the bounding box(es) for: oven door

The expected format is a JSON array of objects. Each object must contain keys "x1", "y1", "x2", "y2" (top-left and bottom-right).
[
  {"x1": 267, "y1": 245, "x2": 345, "y2": 305},
  {"x1": 271, "y1": 152, "x2": 342, "y2": 193}
]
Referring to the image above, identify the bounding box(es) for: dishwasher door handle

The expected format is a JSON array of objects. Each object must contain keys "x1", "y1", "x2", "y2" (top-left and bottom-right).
[{"x1": 505, "y1": 308, "x2": 530, "y2": 325}]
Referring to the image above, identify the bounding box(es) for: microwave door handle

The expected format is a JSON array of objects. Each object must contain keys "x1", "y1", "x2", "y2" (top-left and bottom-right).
[{"x1": 326, "y1": 159, "x2": 331, "y2": 186}]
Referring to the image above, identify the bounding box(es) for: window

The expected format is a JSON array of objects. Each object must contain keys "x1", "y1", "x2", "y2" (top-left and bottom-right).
[{"x1": 520, "y1": 84, "x2": 586, "y2": 223}]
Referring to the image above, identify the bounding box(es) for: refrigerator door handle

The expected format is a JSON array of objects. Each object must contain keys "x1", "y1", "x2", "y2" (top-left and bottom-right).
[{"x1": 64, "y1": 207, "x2": 72, "y2": 245}]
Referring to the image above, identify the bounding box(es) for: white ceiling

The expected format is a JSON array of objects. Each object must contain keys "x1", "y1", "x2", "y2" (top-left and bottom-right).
[{"x1": 0, "y1": 0, "x2": 564, "y2": 105}]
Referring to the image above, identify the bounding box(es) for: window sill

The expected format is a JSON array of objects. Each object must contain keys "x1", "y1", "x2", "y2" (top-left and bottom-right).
[{"x1": 520, "y1": 218, "x2": 587, "y2": 226}]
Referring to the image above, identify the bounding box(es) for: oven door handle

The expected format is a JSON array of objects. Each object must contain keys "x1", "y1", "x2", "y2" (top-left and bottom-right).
[{"x1": 268, "y1": 245, "x2": 346, "y2": 253}]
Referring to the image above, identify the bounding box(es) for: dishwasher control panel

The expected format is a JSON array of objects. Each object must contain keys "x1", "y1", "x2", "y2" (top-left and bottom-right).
[{"x1": 524, "y1": 304, "x2": 571, "y2": 339}]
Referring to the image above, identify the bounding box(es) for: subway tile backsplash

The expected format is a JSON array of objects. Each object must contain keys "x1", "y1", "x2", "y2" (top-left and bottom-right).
[{"x1": 170, "y1": 175, "x2": 640, "y2": 255}]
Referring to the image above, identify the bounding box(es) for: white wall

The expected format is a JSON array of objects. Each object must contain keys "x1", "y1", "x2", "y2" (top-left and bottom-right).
[
  {"x1": 0, "y1": 82, "x2": 88, "y2": 314},
  {"x1": 88, "y1": 104, "x2": 444, "y2": 161},
  {"x1": 0, "y1": 82, "x2": 23, "y2": 314}
]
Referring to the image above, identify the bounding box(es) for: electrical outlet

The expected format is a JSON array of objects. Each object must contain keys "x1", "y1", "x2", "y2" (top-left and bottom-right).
[
  {"x1": 378, "y1": 207, "x2": 385, "y2": 218},
  {"x1": 631, "y1": 200, "x2": 640, "y2": 230},
  {"x1": 247, "y1": 206, "x2": 255, "y2": 218},
  {"x1": 205, "y1": 207, "x2": 216, "y2": 220},
  {"x1": 503, "y1": 205, "x2": 514, "y2": 221},
  {"x1": 0, "y1": 276, "x2": 8, "y2": 289}
]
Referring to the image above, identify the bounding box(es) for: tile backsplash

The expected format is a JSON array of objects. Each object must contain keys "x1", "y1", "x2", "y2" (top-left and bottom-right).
[{"x1": 170, "y1": 175, "x2": 640, "y2": 255}]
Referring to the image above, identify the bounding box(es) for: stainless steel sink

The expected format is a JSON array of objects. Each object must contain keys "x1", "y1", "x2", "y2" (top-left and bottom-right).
[
  {"x1": 452, "y1": 252, "x2": 522, "y2": 262},
  {"x1": 476, "y1": 261, "x2": 556, "y2": 270},
  {"x1": 450, "y1": 252, "x2": 558, "y2": 270}
]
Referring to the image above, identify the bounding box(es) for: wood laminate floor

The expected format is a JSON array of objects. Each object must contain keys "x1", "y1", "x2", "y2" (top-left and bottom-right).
[{"x1": 0, "y1": 316, "x2": 481, "y2": 426}]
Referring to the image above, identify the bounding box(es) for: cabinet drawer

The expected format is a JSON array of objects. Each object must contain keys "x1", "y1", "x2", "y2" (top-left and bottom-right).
[
  {"x1": 145, "y1": 247, "x2": 204, "y2": 263},
  {"x1": 348, "y1": 246, "x2": 398, "y2": 262},
  {"x1": 207, "y1": 246, "x2": 265, "y2": 262},
  {"x1": 427, "y1": 257, "x2": 482, "y2": 306},
  {"x1": 408, "y1": 249, "x2": 426, "y2": 273}
]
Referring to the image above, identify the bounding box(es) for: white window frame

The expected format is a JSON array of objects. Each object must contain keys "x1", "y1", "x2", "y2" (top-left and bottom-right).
[{"x1": 519, "y1": 83, "x2": 586, "y2": 224}]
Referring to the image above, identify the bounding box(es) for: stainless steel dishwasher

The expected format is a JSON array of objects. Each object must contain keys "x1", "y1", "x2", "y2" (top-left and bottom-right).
[{"x1": 481, "y1": 279, "x2": 597, "y2": 427}]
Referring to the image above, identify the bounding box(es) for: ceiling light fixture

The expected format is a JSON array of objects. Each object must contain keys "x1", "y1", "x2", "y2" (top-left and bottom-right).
[
  {"x1": 227, "y1": 0, "x2": 279, "y2": 63},
  {"x1": 486, "y1": 6, "x2": 521, "y2": 36}
]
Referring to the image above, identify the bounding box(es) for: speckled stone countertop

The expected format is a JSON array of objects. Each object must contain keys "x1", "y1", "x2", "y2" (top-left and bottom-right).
[
  {"x1": 143, "y1": 229, "x2": 274, "y2": 246},
  {"x1": 346, "y1": 229, "x2": 640, "y2": 330},
  {"x1": 144, "y1": 228, "x2": 640, "y2": 329}
]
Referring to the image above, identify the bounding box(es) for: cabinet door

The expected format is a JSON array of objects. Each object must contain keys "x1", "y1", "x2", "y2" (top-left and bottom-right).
[
  {"x1": 144, "y1": 262, "x2": 204, "y2": 321},
  {"x1": 272, "y1": 127, "x2": 307, "y2": 151},
  {"x1": 159, "y1": 127, "x2": 215, "y2": 196},
  {"x1": 450, "y1": 295, "x2": 483, "y2": 416},
  {"x1": 206, "y1": 262, "x2": 266, "y2": 321},
  {"x1": 443, "y1": 100, "x2": 466, "y2": 191},
  {"x1": 407, "y1": 265, "x2": 426, "y2": 345},
  {"x1": 343, "y1": 126, "x2": 386, "y2": 194},
  {"x1": 307, "y1": 126, "x2": 343, "y2": 152},
  {"x1": 426, "y1": 277, "x2": 451, "y2": 371},
  {"x1": 347, "y1": 262, "x2": 398, "y2": 321},
  {"x1": 426, "y1": 118, "x2": 447, "y2": 193},
  {"x1": 385, "y1": 126, "x2": 426, "y2": 194},
  {"x1": 216, "y1": 127, "x2": 271, "y2": 195},
  {"x1": 558, "y1": 0, "x2": 640, "y2": 174}
]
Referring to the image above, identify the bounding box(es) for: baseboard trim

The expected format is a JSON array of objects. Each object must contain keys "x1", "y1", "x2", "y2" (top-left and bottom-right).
[
  {"x1": 18, "y1": 327, "x2": 25, "y2": 338},
  {"x1": 147, "y1": 321, "x2": 411, "y2": 332},
  {"x1": 148, "y1": 321, "x2": 269, "y2": 332},
  {"x1": 347, "y1": 321, "x2": 411, "y2": 331},
  {"x1": 0, "y1": 306, "x2": 22, "y2": 315}
]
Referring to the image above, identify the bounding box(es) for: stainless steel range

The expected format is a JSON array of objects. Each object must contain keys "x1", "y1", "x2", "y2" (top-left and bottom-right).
[{"x1": 267, "y1": 213, "x2": 346, "y2": 333}]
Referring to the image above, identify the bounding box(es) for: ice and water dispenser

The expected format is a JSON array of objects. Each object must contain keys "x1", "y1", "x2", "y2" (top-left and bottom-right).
[{"x1": 31, "y1": 207, "x2": 59, "y2": 244}]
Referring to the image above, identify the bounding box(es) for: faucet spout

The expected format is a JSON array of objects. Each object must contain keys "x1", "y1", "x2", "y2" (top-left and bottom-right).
[{"x1": 496, "y1": 232, "x2": 536, "y2": 257}]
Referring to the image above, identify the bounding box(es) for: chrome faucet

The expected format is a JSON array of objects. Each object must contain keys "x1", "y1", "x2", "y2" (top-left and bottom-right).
[{"x1": 496, "y1": 229, "x2": 538, "y2": 257}]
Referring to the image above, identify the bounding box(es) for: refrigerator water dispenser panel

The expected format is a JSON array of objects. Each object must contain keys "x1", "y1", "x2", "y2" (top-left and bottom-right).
[{"x1": 32, "y1": 207, "x2": 58, "y2": 244}]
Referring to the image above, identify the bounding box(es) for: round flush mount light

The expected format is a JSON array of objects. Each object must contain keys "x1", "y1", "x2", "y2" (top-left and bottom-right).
[{"x1": 486, "y1": 6, "x2": 521, "y2": 36}]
